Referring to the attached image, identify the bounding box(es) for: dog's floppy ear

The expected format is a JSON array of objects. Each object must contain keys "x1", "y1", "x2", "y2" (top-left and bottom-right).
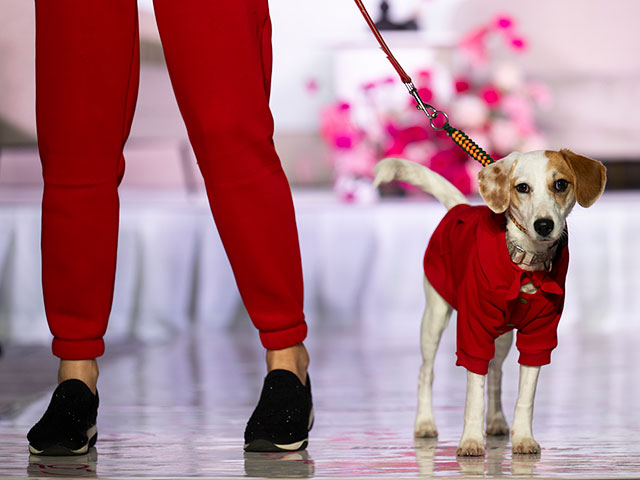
[
  {"x1": 477, "y1": 152, "x2": 518, "y2": 213},
  {"x1": 560, "y1": 149, "x2": 606, "y2": 207}
]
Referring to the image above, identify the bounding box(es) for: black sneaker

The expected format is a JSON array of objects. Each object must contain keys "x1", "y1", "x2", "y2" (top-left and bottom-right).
[
  {"x1": 244, "y1": 370, "x2": 313, "y2": 452},
  {"x1": 27, "y1": 379, "x2": 99, "y2": 456}
]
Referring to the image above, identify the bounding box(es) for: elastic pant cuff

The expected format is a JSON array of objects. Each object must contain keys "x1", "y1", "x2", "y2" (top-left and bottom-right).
[
  {"x1": 456, "y1": 350, "x2": 490, "y2": 375},
  {"x1": 52, "y1": 338, "x2": 105, "y2": 360},
  {"x1": 518, "y1": 350, "x2": 551, "y2": 367},
  {"x1": 259, "y1": 322, "x2": 307, "y2": 350}
]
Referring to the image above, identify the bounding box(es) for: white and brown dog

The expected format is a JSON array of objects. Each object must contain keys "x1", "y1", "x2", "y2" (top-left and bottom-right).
[{"x1": 374, "y1": 150, "x2": 606, "y2": 456}]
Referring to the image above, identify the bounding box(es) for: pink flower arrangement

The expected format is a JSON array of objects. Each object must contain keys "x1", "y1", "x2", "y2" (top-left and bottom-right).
[{"x1": 318, "y1": 14, "x2": 551, "y2": 200}]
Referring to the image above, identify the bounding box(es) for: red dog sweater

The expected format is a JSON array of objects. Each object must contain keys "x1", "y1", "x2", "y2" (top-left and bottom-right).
[{"x1": 424, "y1": 204, "x2": 569, "y2": 375}]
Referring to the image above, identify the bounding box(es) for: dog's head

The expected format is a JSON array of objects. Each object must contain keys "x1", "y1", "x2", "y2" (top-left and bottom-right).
[{"x1": 477, "y1": 149, "x2": 606, "y2": 242}]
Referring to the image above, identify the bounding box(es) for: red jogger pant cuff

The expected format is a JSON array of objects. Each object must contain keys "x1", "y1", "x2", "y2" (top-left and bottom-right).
[
  {"x1": 53, "y1": 338, "x2": 105, "y2": 360},
  {"x1": 260, "y1": 323, "x2": 307, "y2": 351}
]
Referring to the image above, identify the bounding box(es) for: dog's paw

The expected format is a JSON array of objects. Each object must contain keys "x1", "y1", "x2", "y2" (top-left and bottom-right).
[
  {"x1": 486, "y1": 413, "x2": 510, "y2": 436},
  {"x1": 512, "y1": 436, "x2": 540, "y2": 455},
  {"x1": 414, "y1": 420, "x2": 438, "y2": 438},
  {"x1": 456, "y1": 438, "x2": 485, "y2": 457}
]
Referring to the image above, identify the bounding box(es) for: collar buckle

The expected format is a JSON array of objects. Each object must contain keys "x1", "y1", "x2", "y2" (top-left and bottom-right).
[{"x1": 506, "y1": 235, "x2": 556, "y2": 272}]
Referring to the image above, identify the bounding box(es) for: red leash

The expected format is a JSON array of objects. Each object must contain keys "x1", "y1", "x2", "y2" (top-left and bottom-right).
[
  {"x1": 353, "y1": 0, "x2": 411, "y2": 84},
  {"x1": 352, "y1": 0, "x2": 495, "y2": 166}
]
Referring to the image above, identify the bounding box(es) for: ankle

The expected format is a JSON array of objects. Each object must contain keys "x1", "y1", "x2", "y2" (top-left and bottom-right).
[
  {"x1": 58, "y1": 360, "x2": 99, "y2": 395},
  {"x1": 266, "y1": 343, "x2": 309, "y2": 385}
]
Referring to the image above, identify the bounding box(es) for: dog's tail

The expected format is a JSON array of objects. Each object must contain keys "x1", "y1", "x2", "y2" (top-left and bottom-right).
[{"x1": 373, "y1": 158, "x2": 469, "y2": 210}]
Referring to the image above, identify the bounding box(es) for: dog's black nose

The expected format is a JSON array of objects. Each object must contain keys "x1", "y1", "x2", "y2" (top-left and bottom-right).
[{"x1": 534, "y1": 218, "x2": 554, "y2": 237}]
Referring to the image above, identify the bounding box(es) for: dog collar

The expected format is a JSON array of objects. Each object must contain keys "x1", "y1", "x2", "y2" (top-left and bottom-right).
[{"x1": 505, "y1": 233, "x2": 560, "y2": 271}]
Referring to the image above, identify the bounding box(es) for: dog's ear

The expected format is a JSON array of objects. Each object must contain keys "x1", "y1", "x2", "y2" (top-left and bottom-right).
[
  {"x1": 560, "y1": 149, "x2": 607, "y2": 207},
  {"x1": 477, "y1": 152, "x2": 518, "y2": 213}
]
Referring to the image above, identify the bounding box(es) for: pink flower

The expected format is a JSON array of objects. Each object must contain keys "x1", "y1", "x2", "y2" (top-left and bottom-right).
[
  {"x1": 481, "y1": 86, "x2": 501, "y2": 106},
  {"x1": 492, "y1": 62, "x2": 523, "y2": 91},
  {"x1": 335, "y1": 176, "x2": 378, "y2": 204},
  {"x1": 454, "y1": 78, "x2": 470, "y2": 93},
  {"x1": 320, "y1": 102, "x2": 361, "y2": 151},
  {"x1": 334, "y1": 135, "x2": 353, "y2": 149},
  {"x1": 362, "y1": 81, "x2": 377, "y2": 92},
  {"x1": 305, "y1": 78, "x2": 319, "y2": 93},
  {"x1": 495, "y1": 15, "x2": 513, "y2": 30},
  {"x1": 418, "y1": 69, "x2": 432, "y2": 80},
  {"x1": 417, "y1": 86, "x2": 433, "y2": 103},
  {"x1": 510, "y1": 36, "x2": 527, "y2": 50},
  {"x1": 459, "y1": 26, "x2": 490, "y2": 67},
  {"x1": 428, "y1": 147, "x2": 473, "y2": 195},
  {"x1": 502, "y1": 94, "x2": 535, "y2": 135},
  {"x1": 489, "y1": 119, "x2": 520, "y2": 156},
  {"x1": 384, "y1": 123, "x2": 430, "y2": 157},
  {"x1": 451, "y1": 95, "x2": 489, "y2": 129},
  {"x1": 334, "y1": 144, "x2": 377, "y2": 178},
  {"x1": 528, "y1": 82, "x2": 553, "y2": 108}
]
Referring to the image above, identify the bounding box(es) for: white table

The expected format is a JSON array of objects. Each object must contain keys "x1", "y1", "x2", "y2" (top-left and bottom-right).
[{"x1": 0, "y1": 188, "x2": 637, "y2": 346}]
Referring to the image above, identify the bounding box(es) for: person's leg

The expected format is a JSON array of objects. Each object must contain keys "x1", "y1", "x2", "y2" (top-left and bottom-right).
[
  {"x1": 30, "y1": 0, "x2": 139, "y2": 455},
  {"x1": 153, "y1": 0, "x2": 311, "y2": 451},
  {"x1": 37, "y1": 0, "x2": 139, "y2": 379},
  {"x1": 152, "y1": 0, "x2": 308, "y2": 378},
  {"x1": 266, "y1": 344, "x2": 309, "y2": 383}
]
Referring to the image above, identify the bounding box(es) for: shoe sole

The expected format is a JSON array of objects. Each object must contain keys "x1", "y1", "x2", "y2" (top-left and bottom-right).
[
  {"x1": 244, "y1": 408, "x2": 314, "y2": 452},
  {"x1": 244, "y1": 438, "x2": 308, "y2": 452},
  {"x1": 28, "y1": 425, "x2": 97, "y2": 456}
]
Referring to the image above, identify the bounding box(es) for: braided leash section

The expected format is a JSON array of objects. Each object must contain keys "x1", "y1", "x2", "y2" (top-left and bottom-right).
[{"x1": 443, "y1": 124, "x2": 495, "y2": 166}]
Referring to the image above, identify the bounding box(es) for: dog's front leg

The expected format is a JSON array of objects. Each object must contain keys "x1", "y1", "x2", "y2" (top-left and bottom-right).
[
  {"x1": 457, "y1": 371, "x2": 486, "y2": 456},
  {"x1": 511, "y1": 365, "x2": 541, "y2": 454},
  {"x1": 486, "y1": 331, "x2": 513, "y2": 435}
]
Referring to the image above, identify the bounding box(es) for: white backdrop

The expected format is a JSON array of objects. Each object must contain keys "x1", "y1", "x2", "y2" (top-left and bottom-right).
[
  {"x1": 133, "y1": 0, "x2": 640, "y2": 151},
  {"x1": 2, "y1": 0, "x2": 640, "y2": 157}
]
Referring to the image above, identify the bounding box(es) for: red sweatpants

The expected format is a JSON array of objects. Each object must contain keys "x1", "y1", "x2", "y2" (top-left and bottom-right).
[{"x1": 35, "y1": 0, "x2": 306, "y2": 360}]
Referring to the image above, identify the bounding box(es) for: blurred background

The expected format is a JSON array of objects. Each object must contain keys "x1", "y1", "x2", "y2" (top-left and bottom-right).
[{"x1": 1, "y1": 0, "x2": 640, "y2": 347}]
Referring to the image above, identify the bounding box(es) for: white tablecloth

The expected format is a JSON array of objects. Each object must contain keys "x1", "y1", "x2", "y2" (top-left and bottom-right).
[{"x1": 0, "y1": 189, "x2": 638, "y2": 345}]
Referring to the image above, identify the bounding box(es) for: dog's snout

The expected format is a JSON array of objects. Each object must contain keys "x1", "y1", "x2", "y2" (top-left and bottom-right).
[{"x1": 534, "y1": 218, "x2": 554, "y2": 237}]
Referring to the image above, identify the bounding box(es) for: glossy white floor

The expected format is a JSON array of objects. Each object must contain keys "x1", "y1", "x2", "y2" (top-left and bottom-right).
[{"x1": 1, "y1": 321, "x2": 639, "y2": 479}]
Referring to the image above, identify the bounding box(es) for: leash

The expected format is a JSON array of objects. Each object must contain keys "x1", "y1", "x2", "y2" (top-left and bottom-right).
[{"x1": 353, "y1": 0, "x2": 495, "y2": 167}]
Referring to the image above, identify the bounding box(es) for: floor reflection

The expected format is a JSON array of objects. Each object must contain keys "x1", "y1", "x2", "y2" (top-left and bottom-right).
[
  {"x1": 244, "y1": 451, "x2": 314, "y2": 478},
  {"x1": 27, "y1": 449, "x2": 98, "y2": 478},
  {"x1": 2, "y1": 326, "x2": 640, "y2": 478}
]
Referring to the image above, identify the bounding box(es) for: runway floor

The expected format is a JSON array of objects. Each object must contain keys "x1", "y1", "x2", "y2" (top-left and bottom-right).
[{"x1": 1, "y1": 324, "x2": 639, "y2": 479}]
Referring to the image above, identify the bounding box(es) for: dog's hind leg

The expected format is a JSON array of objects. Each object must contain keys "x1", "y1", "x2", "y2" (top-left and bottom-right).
[
  {"x1": 511, "y1": 365, "x2": 541, "y2": 454},
  {"x1": 486, "y1": 331, "x2": 513, "y2": 436},
  {"x1": 415, "y1": 276, "x2": 452, "y2": 438}
]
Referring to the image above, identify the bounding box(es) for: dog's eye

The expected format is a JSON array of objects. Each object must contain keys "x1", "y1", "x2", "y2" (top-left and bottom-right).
[
  {"x1": 554, "y1": 179, "x2": 569, "y2": 192},
  {"x1": 515, "y1": 183, "x2": 530, "y2": 194}
]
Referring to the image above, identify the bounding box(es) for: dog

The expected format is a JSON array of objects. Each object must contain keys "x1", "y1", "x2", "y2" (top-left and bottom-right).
[{"x1": 373, "y1": 150, "x2": 606, "y2": 456}]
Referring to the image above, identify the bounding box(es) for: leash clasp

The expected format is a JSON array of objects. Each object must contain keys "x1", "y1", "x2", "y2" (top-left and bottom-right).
[{"x1": 404, "y1": 82, "x2": 449, "y2": 131}]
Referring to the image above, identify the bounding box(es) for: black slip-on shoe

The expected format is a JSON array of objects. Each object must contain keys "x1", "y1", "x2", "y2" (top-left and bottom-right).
[
  {"x1": 244, "y1": 369, "x2": 314, "y2": 452},
  {"x1": 27, "y1": 379, "x2": 99, "y2": 456}
]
